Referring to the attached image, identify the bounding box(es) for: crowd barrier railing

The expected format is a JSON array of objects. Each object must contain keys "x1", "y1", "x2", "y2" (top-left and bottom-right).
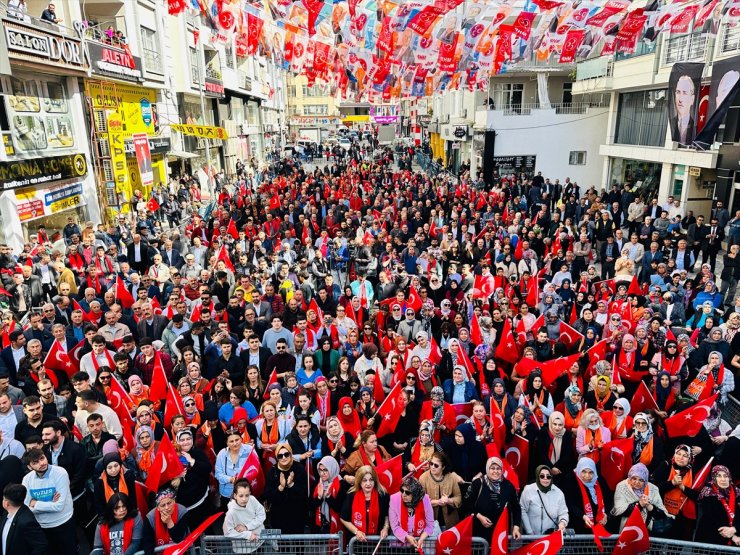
[
  {"x1": 347, "y1": 535, "x2": 489, "y2": 555},
  {"x1": 722, "y1": 394, "x2": 740, "y2": 429},
  {"x1": 200, "y1": 530, "x2": 343, "y2": 555}
]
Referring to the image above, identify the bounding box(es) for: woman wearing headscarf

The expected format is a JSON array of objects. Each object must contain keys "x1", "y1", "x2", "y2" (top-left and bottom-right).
[
  {"x1": 442, "y1": 365, "x2": 478, "y2": 404},
  {"x1": 630, "y1": 412, "x2": 663, "y2": 473},
  {"x1": 389, "y1": 476, "x2": 435, "y2": 548},
  {"x1": 321, "y1": 416, "x2": 355, "y2": 467},
  {"x1": 695, "y1": 465, "x2": 740, "y2": 546},
  {"x1": 520, "y1": 465, "x2": 569, "y2": 535},
  {"x1": 419, "y1": 451, "x2": 462, "y2": 529},
  {"x1": 612, "y1": 463, "x2": 671, "y2": 531},
  {"x1": 442, "y1": 423, "x2": 487, "y2": 483},
  {"x1": 602, "y1": 398, "x2": 633, "y2": 440},
  {"x1": 403, "y1": 420, "x2": 442, "y2": 474},
  {"x1": 535, "y1": 411, "x2": 576, "y2": 484},
  {"x1": 464, "y1": 456, "x2": 521, "y2": 539},
  {"x1": 652, "y1": 445, "x2": 700, "y2": 539},
  {"x1": 556, "y1": 385, "x2": 584, "y2": 433},
  {"x1": 650, "y1": 339, "x2": 687, "y2": 397},
  {"x1": 340, "y1": 465, "x2": 390, "y2": 542},
  {"x1": 652, "y1": 371, "x2": 677, "y2": 416},
  {"x1": 561, "y1": 458, "x2": 611, "y2": 534},
  {"x1": 264, "y1": 442, "x2": 309, "y2": 534},
  {"x1": 519, "y1": 371, "x2": 554, "y2": 427},
  {"x1": 335, "y1": 396, "x2": 362, "y2": 438},
  {"x1": 692, "y1": 327, "x2": 732, "y2": 369},
  {"x1": 685, "y1": 350, "x2": 735, "y2": 405},
  {"x1": 576, "y1": 409, "x2": 611, "y2": 463},
  {"x1": 314, "y1": 337, "x2": 340, "y2": 375},
  {"x1": 489, "y1": 378, "x2": 517, "y2": 425},
  {"x1": 93, "y1": 451, "x2": 138, "y2": 515},
  {"x1": 310, "y1": 456, "x2": 346, "y2": 533},
  {"x1": 173, "y1": 428, "x2": 212, "y2": 531},
  {"x1": 133, "y1": 425, "x2": 158, "y2": 481},
  {"x1": 419, "y1": 386, "x2": 457, "y2": 442},
  {"x1": 142, "y1": 489, "x2": 189, "y2": 553}
]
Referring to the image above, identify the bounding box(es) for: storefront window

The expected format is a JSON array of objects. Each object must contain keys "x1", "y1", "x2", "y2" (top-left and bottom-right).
[
  {"x1": 609, "y1": 158, "x2": 662, "y2": 197},
  {"x1": 615, "y1": 89, "x2": 668, "y2": 147}
]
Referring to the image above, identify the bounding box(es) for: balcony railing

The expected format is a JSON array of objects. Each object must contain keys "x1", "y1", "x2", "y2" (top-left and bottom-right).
[
  {"x1": 576, "y1": 57, "x2": 613, "y2": 80},
  {"x1": 663, "y1": 31, "x2": 712, "y2": 65},
  {"x1": 720, "y1": 22, "x2": 740, "y2": 55},
  {"x1": 615, "y1": 40, "x2": 658, "y2": 61},
  {"x1": 494, "y1": 101, "x2": 609, "y2": 116}
]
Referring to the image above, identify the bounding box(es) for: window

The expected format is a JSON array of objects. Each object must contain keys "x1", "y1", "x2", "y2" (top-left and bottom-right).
[
  {"x1": 569, "y1": 151, "x2": 586, "y2": 165},
  {"x1": 493, "y1": 83, "x2": 524, "y2": 112},
  {"x1": 224, "y1": 45, "x2": 234, "y2": 69},
  {"x1": 304, "y1": 104, "x2": 328, "y2": 115},
  {"x1": 721, "y1": 23, "x2": 740, "y2": 54},
  {"x1": 189, "y1": 47, "x2": 200, "y2": 84},
  {"x1": 289, "y1": 85, "x2": 296, "y2": 97},
  {"x1": 302, "y1": 84, "x2": 326, "y2": 97},
  {"x1": 140, "y1": 27, "x2": 163, "y2": 74},
  {"x1": 615, "y1": 89, "x2": 669, "y2": 147},
  {"x1": 663, "y1": 32, "x2": 709, "y2": 65}
]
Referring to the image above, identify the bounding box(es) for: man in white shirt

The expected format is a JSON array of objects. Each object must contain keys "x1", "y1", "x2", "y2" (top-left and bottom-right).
[
  {"x1": 78, "y1": 334, "x2": 116, "y2": 383},
  {"x1": 73, "y1": 389, "x2": 122, "y2": 440}
]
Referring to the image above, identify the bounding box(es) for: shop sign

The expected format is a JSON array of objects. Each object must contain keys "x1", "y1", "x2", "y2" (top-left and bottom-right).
[
  {"x1": 86, "y1": 82, "x2": 159, "y2": 137},
  {"x1": 0, "y1": 153, "x2": 87, "y2": 190},
  {"x1": 3, "y1": 18, "x2": 88, "y2": 71},
  {"x1": 108, "y1": 112, "x2": 127, "y2": 193},
  {"x1": 87, "y1": 41, "x2": 142, "y2": 82},
  {"x1": 124, "y1": 136, "x2": 171, "y2": 155},
  {"x1": 453, "y1": 126, "x2": 468, "y2": 138},
  {"x1": 3, "y1": 135, "x2": 15, "y2": 156},
  {"x1": 14, "y1": 180, "x2": 86, "y2": 222},
  {"x1": 133, "y1": 133, "x2": 153, "y2": 186},
  {"x1": 204, "y1": 77, "x2": 225, "y2": 98},
  {"x1": 171, "y1": 123, "x2": 228, "y2": 139},
  {"x1": 491, "y1": 155, "x2": 537, "y2": 173},
  {"x1": 417, "y1": 115, "x2": 432, "y2": 126}
]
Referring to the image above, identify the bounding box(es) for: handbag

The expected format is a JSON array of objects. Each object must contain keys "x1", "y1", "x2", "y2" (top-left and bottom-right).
[{"x1": 647, "y1": 511, "x2": 674, "y2": 536}]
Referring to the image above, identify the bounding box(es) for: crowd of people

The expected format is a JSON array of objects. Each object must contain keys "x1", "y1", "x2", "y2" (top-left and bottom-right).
[{"x1": 0, "y1": 147, "x2": 739, "y2": 555}]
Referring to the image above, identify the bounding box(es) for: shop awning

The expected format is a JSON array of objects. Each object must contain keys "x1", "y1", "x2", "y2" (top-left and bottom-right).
[{"x1": 167, "y1": 150, "x2": 199, "y2": 159}]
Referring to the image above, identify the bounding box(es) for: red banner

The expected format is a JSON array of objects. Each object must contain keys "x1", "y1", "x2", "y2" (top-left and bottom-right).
[{"x1": 559, "y1": 29, "x2": 585, "y2": 63}]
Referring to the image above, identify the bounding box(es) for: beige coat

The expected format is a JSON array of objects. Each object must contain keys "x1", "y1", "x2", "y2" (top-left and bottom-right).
[{"x1": 419, "y1": 470, "x2": 463, "y2": 528}]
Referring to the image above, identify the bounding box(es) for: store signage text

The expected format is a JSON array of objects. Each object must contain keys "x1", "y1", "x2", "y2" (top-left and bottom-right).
[
  {"x1": 0, "y1": 153, "x2": 88, "y2": 189},
  {"x1": 88, "y1": 42, "x2": 142, "y2": 81},
  {"x1": 204, "y1": 78, "x2": 225, "y2": 97},
  {"x1": 4, "y1": 22, "x2": 87, "y2": 69}
]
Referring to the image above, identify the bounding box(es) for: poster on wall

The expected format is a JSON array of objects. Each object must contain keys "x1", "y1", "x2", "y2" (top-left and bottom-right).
[
  {"x1": 133, "y1": 133, "x2": 153, "y2": 186},
  {"x1": 3, "y1": 76, "x2": 76, "y2": 157},
  {"x1": 85, "y1": 82, "x2": 158, "y2": 137},
  {"x1": 107, "y1": 111, "x2": 128, "y2": 196},
  {"x1": 695, "y1": 54, "x2": 740, "y2": 149},
  {"x1": 667, "y1": 62, "x2": 704, "y2": 146},
  {"x1": 14, "y1": 181, "x2": 86, "y2": 222}
]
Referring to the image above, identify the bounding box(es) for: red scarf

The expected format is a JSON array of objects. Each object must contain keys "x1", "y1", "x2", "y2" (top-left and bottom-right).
[
  {"x1": 99, "y1": 518, "x2": 134, "y2": 555},
  {"x1": 617, "y1": 349, "x2": 637, "y2": 381},
  {"x1": 154, "y1": 504, "x2": 178, "y2": 546},
  {"x1": 662, "y1": 355, "x2": 681, "y2": 377},
  {"x1": 316, "y1": 391, "x2": 331, "y2": 425},
  {"x1": 95, "y1": 255, "x2": 114, "y2": 275},
  {"x1": 87, "y1": 275, "x2": 103, "y2": 294},
  {"x1": 714, "y1": 484, "x2": 737, "y2": 532},
  {"x1": 92, "y1": 350, "x2": 115, "y2": 372},
  {"x1": 576, "y1": 476, "x2": 605, "y2": 524},
  {"x1": 400, "y1": 500, "x2": 426, "y2": 537},
  {"x1": 351, "y1": 490, "x2": 380, "y2": 534},
  {"x1": 314, "y1": 477, "x2": 341, "y2": 531},
  {"x1": 359, "y1": 447, "x2": 378, "y2": 467}
]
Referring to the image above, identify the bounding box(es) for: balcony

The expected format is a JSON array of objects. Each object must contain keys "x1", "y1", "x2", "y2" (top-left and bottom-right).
[
  {"x1": 576, "y1": 57, "x2": 613, "y2": 81},
  {"x1": 475, "y1": 100, "x2": 610, "y2": 130},
  {"x1": 662, "y1": 31, "x2": 714, "y2": 65}
]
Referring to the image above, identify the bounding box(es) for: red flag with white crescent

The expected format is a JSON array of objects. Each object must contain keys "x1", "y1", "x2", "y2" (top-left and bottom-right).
[
  {"x1": 436, "y1": 515, "x2": 472, "y2": 555},
  {"x1": 236, "y1": 447, "x2": 265, "y2": 497},
  {"x1": 489, "y1": 504, "x2": 509, "y2": 555},
  {"x1": 664, "y1": 394, "x2": 719, "y2": 437},
  {"x1": 375, "y1": 382, "x2": 404, "y2": 438},
  {"x1": 504, "y1": 434, "x2": 529, "y2": 487},
  {"x1": 611, "y1": 505, "x2": 649, "y2": 555},
  {"x1": 495, "y1": 317, "x2": 520, "y2": 365},
  {"x1": 376, "y1": 454, "x2": 403, "y2": 494},
  {"x1": 145, "y1": 433, "x2": 185, "y2": 492},
  {"x1": 43, "y1": 340, "x2": 76, "y2": 378},
  {"x1": 509, "y1": 529, "x2": 563, "y2": 555},
  {"x1": 451, "y1": 403, "x2": 474, "y2": 427}
]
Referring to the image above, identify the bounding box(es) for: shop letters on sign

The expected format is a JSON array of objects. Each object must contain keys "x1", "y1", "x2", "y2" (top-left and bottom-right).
[
  {"x1": 171, "y1": 123, "x2": 229, "y2": 140},
  {"x1": 0, "y1": 154, "x2": 87, "y2": 190},
  {"x1": 4, "y1": 25, "x2": 86, "y2": 68}
]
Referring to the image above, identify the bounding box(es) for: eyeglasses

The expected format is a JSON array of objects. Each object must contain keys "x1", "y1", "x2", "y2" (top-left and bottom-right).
[
  {"x1": 406, "y1": 376, "x2": 416, "y2": 381},
  {"x1": 400, "y1": 488, "x2": 411, "y2": 495},
  {"x1": 184, "y1": 401, "x2": 195, "y2": 407},
  {"x1": 539, "y1": 474, "x2": 552, "y2": 479},
  {"x1": 318, "y1": 467, "x2": 329, "y2": 472},
  {"x1": 614, "y1": 406, "x2": 623, "y2": 411},
  {"x1": 99, "y1": 375, "x2": 111, "y2": 381},
  {"x1": 277, "y1": 452, "x2": 291, "y2": 459},
  {"x1": 430, "y1": 462, "x2": 441, "y2": 468},
  {"x1": 329, "y1": 379, "x2": 338, "y2": 383}
]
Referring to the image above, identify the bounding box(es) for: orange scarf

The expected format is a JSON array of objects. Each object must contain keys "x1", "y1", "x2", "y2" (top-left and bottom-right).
[
  {"x1": 101, "y1": 471, "x2": 129, "y2": 502},
  {"x1": 664, "y1": 467, "x2": 692, "y2": 516},
  {"x1": 584, "y1": 428, "x2": 604, "y2": 462},
  {"x1": 261, "y1": 420, "x2": 279, "y2": 444}
]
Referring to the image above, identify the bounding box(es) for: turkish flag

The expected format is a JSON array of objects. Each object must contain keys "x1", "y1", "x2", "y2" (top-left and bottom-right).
[
  {"x1": 164, "y1": 383, "x2": 185, "y2": 429},
  {"x1": 600, "y1": 438, "x2": 634, "y2": 490},
  {"x1": 428, "y1": 336, "x2": 442, "y2": 365},
  {"x1": 236, "y1": 447, "x2": 265, "y2": 497},
  {"x1": 67, "y1": 339, "x2": 85, "y2": 372},
  {"x1": 134, "y1": 481, "x2": 150, "y2": 521},
  {"x1": 495, "y1": 317, "x2": 520, "y2": 365},
  {"x1": 376, "y1": 382, "x2": 404, "y2": 438},
  {"x1": 510, "y1": 529, "x2": 563, "y2": 555},
  {"x1": 217, "y1": 245, "x2": 235, "y2": 272},
  {"x1": 149, "y1": 352, "x2": 169, "y2": 401},
  {"x1": 457, "y1": 347, "x2": 476, "y2": 380},
  {"x1": 612, "y1": 505, "x2": 649, "y2": 555},
  {"x1": 525, "y1": 277, "x2": 539, "y2": 308},
  {"x1": 681, "y1": 456, "x2": 713, "y2": 520},
  {"x1": 146, "y1": 197, "x2": 160, "y2": 212},
  {"x1": 489, "y1": 409, "x2": 506, "y2": 450},
  {"x1": 698, "y1": 371, "x2": 715, "y2": 401},
  {"x1": 107, "y1": 375, "x2": 135, "y2": 414},
  {"x1": 43, "y1": 340, "x2": 76, "y2": 378},
  {"x1": 505, "y1": 435, "x2": 529, "y2": 487},
  {"x1": 473, "y1": 274, "x2": 496, "y2": 299},
  {"x1": 697, "y1": 84, "x2": 711, "y2": 134},
  {"x1": 227, "y1": 219, "x2": 239, "y2": 240},
  {"x1": 436, "y1": 515, "x2": 472, "y2": 555},
  {"x1": 665, "y1": 394, "x2": 718, "y2": 438},
  {"x1": 263, "y1": 369, "x2": 278, "y2": 400},
  {"x1": 558, "y1": 322, "x2": 584, "y2": 350},
  {"x1": 145, "y1": 433, "x2": 185, "y2": 492},
  {"x1": 630, "y1": 381, "x2": 659, "y2": 413},
  {"x1": 469, "y1": 312, "x2": 483, "y2": 345},
  {"x1": 163, "y1": 512, "x2": 222, "y2": 555},
  {"x1": 515, "y1": 319, "x2": 528, "y2": 348},
  {"x1": 407, "y1": 286, "x2": 423, "y2": 312},
  {"x1": 627, "y1": 275, "x2": 642, "y2": 296},
  {"x1": 586, "y1": 339, "x2": 609, "y2": 374},
  {"x1": 451, "y1": 403, "x2": 474, "y2": 427},
  {"x1": 115, "y1": 276, "x2": 134, "y2": 309},
  {"x1": 269, "y1": 192, "x2": 280, "y2": 211},
  {"x1": 489, "y1": 504, "x2": 509, "y2": 555},
  {"x1": 308, "y1": 298, "x2": 324, "y2": 321},
  {"x1": 376, "y1": 454, "x2": 403, "y2": 494}
]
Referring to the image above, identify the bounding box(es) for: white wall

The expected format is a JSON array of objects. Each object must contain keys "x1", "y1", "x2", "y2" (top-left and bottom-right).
[{"x1": 481, "y1": 107, "x2": 610, "y2": 187}]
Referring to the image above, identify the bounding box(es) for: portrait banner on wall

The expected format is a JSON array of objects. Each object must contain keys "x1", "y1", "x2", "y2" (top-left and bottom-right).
[
  {"x1": 695, "y1": 54, "x2": 740, "y2": 149},
  {"x1": 132, "y1": 133, "x2": 153, "y2": 187},
  {"x1": 667, "y1": 62, "x2": 704, "y2": 146}
]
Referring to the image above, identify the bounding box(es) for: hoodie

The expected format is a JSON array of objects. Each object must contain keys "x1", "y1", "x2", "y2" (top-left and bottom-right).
[{"x1": 223, "y1": 498, "x2": 267, "y2": 554}]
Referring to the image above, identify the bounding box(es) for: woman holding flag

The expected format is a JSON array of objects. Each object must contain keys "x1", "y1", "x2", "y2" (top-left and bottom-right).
[
  {"x1": 215, "y1": 429, "x2": 257, "y2": 508},
  {"x1": 174, "y1": 428, "x2": 213, "y2": 531}
]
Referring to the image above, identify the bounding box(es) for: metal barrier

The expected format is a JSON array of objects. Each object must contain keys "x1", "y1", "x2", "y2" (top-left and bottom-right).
[
  {"x1": 722, "y1": 395, "x2": 740, "y2": 429},
  {"x1": 509, "y1": 534, "x2": 740, "y2": 555},
  {"x1": 347, "y1": 535, "x2": 489, "y2": 555},
  {"x1": 201, "y1": 530, "x2": 343, "y2": 555}
]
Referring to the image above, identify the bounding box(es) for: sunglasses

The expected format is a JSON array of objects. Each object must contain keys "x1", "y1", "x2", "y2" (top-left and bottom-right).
[
  {"x1": 329, "y1": 379, "x2": 338, "y2": 383},
  {"x1": 539, "y1": 474, "x2": 552, "y2": 479},
  {"x1": 406, "y1": 376, "x2": 416, "y2": 381},
  {"x1": 430, "y1": 462, "x2": 441, "y2": 468},
  {"x1": 184, "y1": 401, "x2": 195, "y2": 407},
  {"x1": 99, "y1": 376, "x2": 111, "y2": 381},
  {"x1": 277, "y1": 452, "x2": 291, "y2": 459},
  {"x1": 400, "y1": 489, "x2": 411, "y2": 495}
]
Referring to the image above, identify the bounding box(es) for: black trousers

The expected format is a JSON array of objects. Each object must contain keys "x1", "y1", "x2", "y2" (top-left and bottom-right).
[{"x1": 43, "y1": 516, "x2": 78, "y2": 555}]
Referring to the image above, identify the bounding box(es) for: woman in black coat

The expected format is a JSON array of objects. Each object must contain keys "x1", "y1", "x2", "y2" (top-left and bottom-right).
[
  {"x1": 560, "y1": 458, "x2": 613, "y2": 534},
  {"x1": 535, "y1": 411, "x2": 576, "y2": 486},
  {"x1": 93, "y1": 452, "x2": 137, "y2": 515},
  {"x1": 463, "y1": 456, "x2": 521, "y2": 540},
  {"x1": 694, "y1": 465, "x2": 740, "y2": 546},
  {"x1": 651, "y1": 444, "x2": 700, "y2": 540},
  {"x1": 442, "y1": 423, "x2": 487, "y2": 484},
  {"x1": 173, "y1": 429, "x2": 213, "y2": 531},
  {"x1": 264, "y1": 442, "x2": 309, "y2": 534}
]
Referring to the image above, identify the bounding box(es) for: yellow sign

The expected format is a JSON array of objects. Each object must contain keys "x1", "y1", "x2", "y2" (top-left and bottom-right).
[
  {"x1": 342, "y1": 115, "x2": 370, "y2": 122},
  {"x1": 107, "y1": 111, "x2": 128, "y2": 195},
  {"x1": 3, "y1": 135, "x2": 14, "y2": 156},
  {"x1": 171, "y1": 123, "x2": 229, "y2": 140},
  {"x1": 86, "y1": 82, "x2": 158, "y2": 138}
]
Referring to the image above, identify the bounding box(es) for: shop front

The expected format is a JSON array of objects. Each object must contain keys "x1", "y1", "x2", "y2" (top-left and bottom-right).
[
  {"x1": 441, "y1": 124, "x2": 470, "y2": 174},
  {"x1": 608, "y1": 158, "x2": 663, "y2": 199},
  {"x1": 0, "y1": 15, "x2": 97, "y2": 249}
]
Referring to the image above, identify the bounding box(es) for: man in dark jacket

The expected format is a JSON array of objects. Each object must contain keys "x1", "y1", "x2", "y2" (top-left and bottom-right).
[
  {"x1": 40, "y1": 420, "x2": 86, "y2": 498},
  {"x1": 0, "y1": 483, "x2": 48, "y2": 555}
]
